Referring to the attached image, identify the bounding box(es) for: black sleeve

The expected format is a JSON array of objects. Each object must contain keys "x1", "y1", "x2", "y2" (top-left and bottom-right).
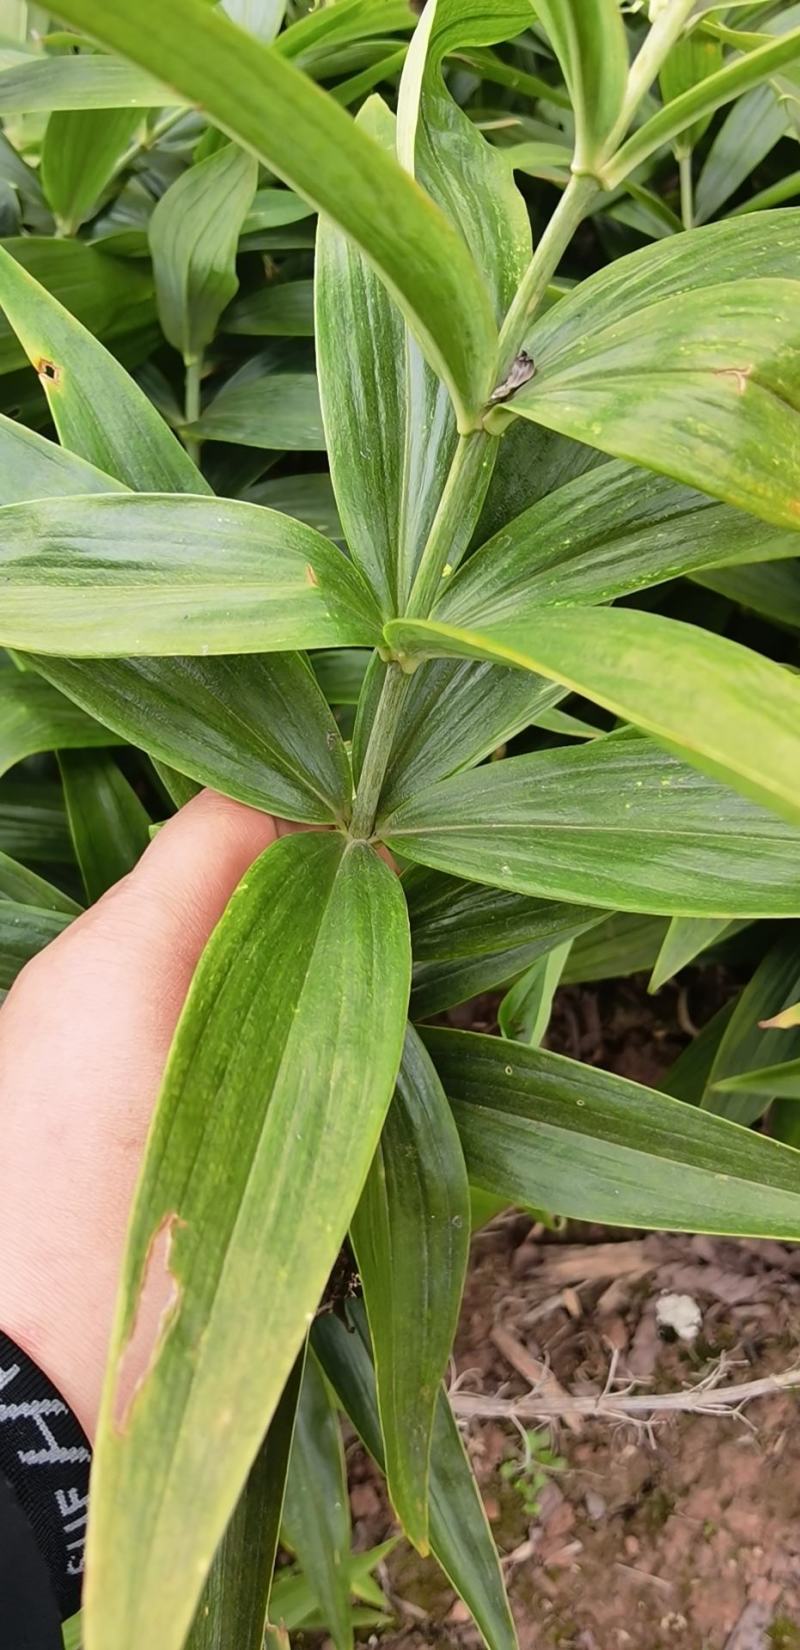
[
  {"x1": 0, "y1": 1331, "x2": 92, "y2": 1643},
  {"x1": 0, "y1": 1472, "x2": 63, "y2": 1649}
]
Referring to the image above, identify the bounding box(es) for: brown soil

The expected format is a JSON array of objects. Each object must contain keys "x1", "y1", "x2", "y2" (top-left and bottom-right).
[{"x1": 338, "y1": 972, "x2": 800, "y2": 1650}]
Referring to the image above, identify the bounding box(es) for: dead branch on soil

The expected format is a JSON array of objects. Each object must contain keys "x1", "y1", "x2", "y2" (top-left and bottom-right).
[{"x1": 449, "y1": 1350, "x2": 800, "y2": 1429}]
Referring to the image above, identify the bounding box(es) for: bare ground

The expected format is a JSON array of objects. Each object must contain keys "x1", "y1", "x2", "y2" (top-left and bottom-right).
[{"x1": 331, "y1": 970, "x2": 800, "y2": 1650}]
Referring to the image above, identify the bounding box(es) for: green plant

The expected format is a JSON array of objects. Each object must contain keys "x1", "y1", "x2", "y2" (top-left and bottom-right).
[
  {"x1": 499, "y1": 1429, "x2": 567, "y2": 1520},
  {"x1": 1, "y1": 4, "x2": 800, "y2": 1650}
]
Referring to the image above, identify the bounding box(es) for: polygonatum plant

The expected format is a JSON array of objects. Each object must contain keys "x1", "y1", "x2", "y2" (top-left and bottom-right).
[{"x1": 1, "y1": 2, "x2": 800, "y2": 1648}]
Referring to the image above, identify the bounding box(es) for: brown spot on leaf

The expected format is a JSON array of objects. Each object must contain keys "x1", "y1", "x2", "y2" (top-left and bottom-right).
[
  {"x1": 113, "y1": 1211, "x2": 184, "y2": 1433},
  {"x1": 305, "y1": 563, "x2": 319, "y2": 587},
  {"x1": 36, "y1": 358, "x2": 61, "y2": 385},
  {"x1": 713, "y1": 365, "x2": 752, "y2": 395}
]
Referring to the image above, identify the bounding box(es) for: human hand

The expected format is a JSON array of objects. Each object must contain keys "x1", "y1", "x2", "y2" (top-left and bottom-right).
[{"x1": 0, "y1": 790, "x2": 297, "y2": 1439}]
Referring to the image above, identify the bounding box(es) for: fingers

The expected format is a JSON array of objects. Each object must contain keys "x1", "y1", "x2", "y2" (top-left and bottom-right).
[{"x1": 0, "y1": 791, "x2": 283, "y2": 1433}]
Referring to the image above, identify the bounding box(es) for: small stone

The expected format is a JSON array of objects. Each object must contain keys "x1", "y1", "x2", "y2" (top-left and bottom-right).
[{"x1": 655, "y1": 1291, "x2": 702, "y2": 1343}]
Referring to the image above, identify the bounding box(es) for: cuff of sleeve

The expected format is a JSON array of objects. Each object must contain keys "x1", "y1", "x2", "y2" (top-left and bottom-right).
[{"x1": 0, "y1": 1329, "x2": 92, "y2": 1620}]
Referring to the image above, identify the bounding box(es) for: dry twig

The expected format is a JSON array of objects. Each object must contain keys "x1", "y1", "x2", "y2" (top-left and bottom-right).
[{"x1": 449, "y1": 1353, "x2": 800, "y2": 1429}]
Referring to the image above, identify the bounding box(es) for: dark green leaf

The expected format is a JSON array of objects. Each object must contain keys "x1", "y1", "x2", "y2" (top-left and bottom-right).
[
  {"x1": 33, "y1": 653, "x2": 353, "y2": 825},
  {"x1": 223, "y1": 280, "x2": 314, "y2": 336},
  {"x1": 351, "y1": 1026, "x2": 469, "y2": 1553},
  {"x1": 406, "y1": 871, "x2": 604, "y2": 1019},
  {"x1": 649, "y1": 916, "x2": 740, "y2": 993},
  {"x1": 0, "y1": 777, "x2": 72, "y2": 865},
  {"x1": 695, "y1": 84, "x2": 788, "y2": 223},
  {"x1": 701, "y1": 936, "x2": 800, "y2": 1123},
  {"x1": 149, "y1": 144, "x2": 257, "y2": 365},
  {"x1": 428, "y1": 1027, "x2": 800, "y2": 1237},
  {"x1": 446, "y1": 461, "x2": 799, "y2": 625},
  {"x1": 564, "y1": 912, "x2": 667, "y2": 985},
  {"x1": 282, "y1": 1352, "x2": 352, "y2": 1650},
  {"x1": 384, "y1": 736, "x2": 800, "y2": 916},
  {"x1": 58, "y1": 751, "x2": 151, "y2": 903},
  {"x1": 188, "y1": 372, "x2": 325, "y2": 450},
  {"x1": 715, "y1": 1057, "x2": 800, "y2": 1101},
  {"x1": 0, "y1": 848, "x2": 81, "y2": 914},
  {"x1": 693, "y1": 559, "x2": 800, "y2": 629},
  {"x1": 313, "y1": 1304, "x2": 517, "y2": 1650},
  {"x1": 473, "y1": 418, "x2": 605, "y2": 547},
  {"x1": 311, "y1": 649, "x2": 370, "y2": 707},
  {"x1": 353, "y1": 655, "x2": 566, "y2": 811},
  {"x1": 0, "y1": 236, "x2": 154, "y2": 377},
  {"x1": 406, "y1": 868, "x2": 603, "y2": 963},
  {"x1": 498, "y1": 943, "x2": 572, "y2": 1045},
  {"x1": 0, "y1": 899, "x2": 72, "y2": 988},
  {"x1": 0, "y1": 671, "x2": 121, "y2": 778},
  {"x1": 242, "y1": 473, "x2": 340, "y2": 539}
]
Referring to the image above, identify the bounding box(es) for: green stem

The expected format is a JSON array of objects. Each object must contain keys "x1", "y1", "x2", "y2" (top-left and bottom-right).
[
  {"x1": 349, "y1": 662, "x2": 412, "y2": 840},
  {"x1": 496, "y1": 174, "x2": 599, "y2": 370},
  {"x1": 610, "y1": 0, "x2": 699, "y2": 149},
  {"x1": 113, "y1": 107, "x2": 186, "y2": 181},
  {"x1": 352, "y1": 163, "x2": 598, "y2": 838},
  {"x1": 183, "y1": 356, "x2": 203, "y2": 467},
  {"x1": 679, "y1": 149, "x2": 694, "y2": 229},
  {"x1": 404, "y1": 430, "x2": 494, "y2": 620}
]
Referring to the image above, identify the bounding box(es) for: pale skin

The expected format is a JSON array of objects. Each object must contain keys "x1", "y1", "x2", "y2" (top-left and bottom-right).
[{"x1": 0, "y1": 789, "x2": 302, "y2": 1441}]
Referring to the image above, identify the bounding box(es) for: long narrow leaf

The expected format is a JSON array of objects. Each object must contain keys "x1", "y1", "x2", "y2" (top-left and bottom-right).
[
  {"x1": 427, "y1": 1028, "x2": 800, "y2": 1237},
  {"x1": 282, "y1": 1352, "x2": 352, "y2": 1650},
  {"x1": 187, "y1": 1355, "x2": 304, "y2": 1650},
  {"x1": 0, "y1": 411, "x2": 126, "y2": 505},
  {"x1": 0, "y1": 899, "x2": 72, "y2": 988},
  {"x1": 33, "y1": 653, "x2": 353, "y2": 825},
  {"x1": 0, "y1": 244, "x2": 207, "y2": 491},
  {"x1": 0, "y1": 672, "x2": 121, "y2": 778},
  {"x1": 58, "y1": 752, "x2": 151, "y2": 903},
  {"x1": 0, "y1": 493, "x2": 382, "y2": 655},
  {"x1": 351, "y1": 1026, "x2": 470, "y2": 1553},
  {"x1": 383, "y1": 735, "x2": 800, "y2": 916},
  {"x1": 313, "y1": 1305, "x2": 517, "y2": 1650},
  {"x1": 384, "y1": 608, "x2": 800, "y2": 827},
  {"x1": 84, "y1": 832, "x2": 409, "y2": 1650},
  {"x1": 50, "y1": 0, "x2": 498, "y2": 429},
  {"x1": 149, "y1": 144, "x2": 257, "y2": 366}
]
